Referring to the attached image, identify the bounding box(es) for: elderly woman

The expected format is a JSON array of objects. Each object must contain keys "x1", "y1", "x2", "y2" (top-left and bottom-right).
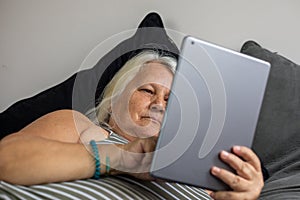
[{"x1": 0, "y1": 51, "x2": 264, "y2": 200}]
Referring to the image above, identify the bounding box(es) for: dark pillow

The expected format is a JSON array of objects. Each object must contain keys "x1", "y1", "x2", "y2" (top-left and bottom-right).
[
  {"x1": 241, "y1": 41, "x2": 300, "y2": 199},
  {"x1": 0, "y1": 12, "x2": 179, "y2": 139}
]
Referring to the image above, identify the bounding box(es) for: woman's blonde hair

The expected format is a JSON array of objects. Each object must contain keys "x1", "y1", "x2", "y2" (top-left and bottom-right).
[{"x1": 88, "y1": 50, "x2": 177, "y2": 125}]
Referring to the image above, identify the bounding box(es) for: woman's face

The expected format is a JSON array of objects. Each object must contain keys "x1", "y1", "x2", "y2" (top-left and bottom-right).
[{"x1": 109, "y1": 62, "x2": 174, "y2": 141}]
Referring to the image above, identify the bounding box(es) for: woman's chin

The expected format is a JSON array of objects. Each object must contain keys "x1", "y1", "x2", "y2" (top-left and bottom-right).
[{"x1": 132, "y1": 122, "x2": 160, "y2": 138}]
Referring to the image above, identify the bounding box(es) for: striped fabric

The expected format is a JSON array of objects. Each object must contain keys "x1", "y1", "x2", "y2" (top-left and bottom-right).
[
  {"x1": 0, "y1": 125, "x2": 212, "y2": 200},
  {"x1": 95, "y1": 123, "x2": 130, "y2": 144},
  {"x1": 0, "y1": 177, "x2": 211, "y2": 200},
  {"x1": 95, "y1": 132, "x2": 129, "y2": 145}
]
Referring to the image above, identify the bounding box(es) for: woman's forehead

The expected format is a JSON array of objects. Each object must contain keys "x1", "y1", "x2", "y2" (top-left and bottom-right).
[{"x1": 135, "y1": 62, "x2": 173, "y2": 85}]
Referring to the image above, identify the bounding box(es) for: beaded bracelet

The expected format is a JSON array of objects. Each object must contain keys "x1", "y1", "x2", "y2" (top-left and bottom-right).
[
  {"x1": 90, "y1": 140, "x2": 101, "y2": 179},
  {"x1": 106, "y1": 156, "x2": 110, "y2": 175}
]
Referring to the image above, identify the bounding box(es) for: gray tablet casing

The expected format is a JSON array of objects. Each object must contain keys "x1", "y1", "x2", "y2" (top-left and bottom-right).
[{"x1": 150, "y1": 36, "x2": 270, "y2": 191}]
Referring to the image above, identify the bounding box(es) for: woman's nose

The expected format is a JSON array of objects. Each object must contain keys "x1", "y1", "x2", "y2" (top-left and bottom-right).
[{"x1": 150, "y1": 96, "x2": 166, "y2": 113}]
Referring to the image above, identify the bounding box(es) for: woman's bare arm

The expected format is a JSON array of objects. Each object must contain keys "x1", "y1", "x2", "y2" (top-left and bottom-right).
[
  {"x1": 15, "y1": 109, "x2": 107, "y2": 143},
  {"x1": 0, "y1": 109, "x2": 108, "y2": 185},
  {"x1": 0, "y1": 134, "x2": 95, "y2": 185}
]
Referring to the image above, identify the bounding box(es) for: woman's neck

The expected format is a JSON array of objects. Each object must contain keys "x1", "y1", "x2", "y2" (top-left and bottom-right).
[{"x1": 108, "y1": 118, "x2": 137, "y2": 142}]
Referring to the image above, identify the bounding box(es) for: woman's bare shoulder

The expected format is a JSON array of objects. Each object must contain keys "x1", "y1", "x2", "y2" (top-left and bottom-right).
[{"x1": 16, "y1": 109, "x2": 100, "y2": 143}]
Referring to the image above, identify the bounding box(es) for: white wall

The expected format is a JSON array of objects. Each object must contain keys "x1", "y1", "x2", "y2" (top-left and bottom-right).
[{"x1": 1, "y1": 0, "x2": 299, "y2": 111}]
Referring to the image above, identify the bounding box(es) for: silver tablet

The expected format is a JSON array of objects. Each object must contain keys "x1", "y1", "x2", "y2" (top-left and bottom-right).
[{"x1": 150, "y1": 36, "x2": 270, "y2": 191}]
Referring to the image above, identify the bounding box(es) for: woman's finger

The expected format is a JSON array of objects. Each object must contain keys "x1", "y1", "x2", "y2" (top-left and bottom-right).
[
  {"x1": 210, "y1": 191, "x2": 249, "y2": 200},
  {"x1": 211, "y1": 166, "x2": 249, "y2": 191},
  {"x1": 219, "y1": 150, "x2": 255, "y2": 180},
  {"x1": 232, "y1": 146, "x2": 261, "y2": 171}
]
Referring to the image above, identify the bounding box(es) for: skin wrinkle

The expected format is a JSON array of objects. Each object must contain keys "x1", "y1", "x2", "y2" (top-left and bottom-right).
[{"x1": 109, "y1": 62, "x2": 173, "y2": 142}]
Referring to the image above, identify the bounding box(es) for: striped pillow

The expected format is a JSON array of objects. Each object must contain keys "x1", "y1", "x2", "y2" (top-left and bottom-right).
[{"x1": 0, "y1": 177, "x2": 211, "y2": 200}]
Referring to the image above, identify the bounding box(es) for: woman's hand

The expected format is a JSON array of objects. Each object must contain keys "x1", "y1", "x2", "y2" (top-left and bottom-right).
[
  {"x1": 110, "y1": 137, "x2": 157, "y2": 180},
  {"x1": 210, "y1": 146, "x2": 264, "y2": 200}
]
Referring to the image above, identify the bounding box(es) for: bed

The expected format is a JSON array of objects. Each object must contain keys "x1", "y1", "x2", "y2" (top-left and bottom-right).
[
  {"x1": 1, "y1": 12, "x2": 299, "y2": 200},
  {"x1": 0, "y1": 176, "x2": 211, "y2": 199}
]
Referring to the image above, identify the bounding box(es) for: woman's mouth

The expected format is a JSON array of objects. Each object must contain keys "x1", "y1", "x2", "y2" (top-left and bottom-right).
[{"x1": 142, "y1": 116, "x2": 161, "y2": 125}]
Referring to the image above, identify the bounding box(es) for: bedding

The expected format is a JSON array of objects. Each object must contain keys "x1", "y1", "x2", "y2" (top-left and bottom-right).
[
  {"x1": 240, "y1": 41, "x2": 300, "y2": 199},
  {"x1": 0, "y1": 177, "x2": 211, "y2": 200}
]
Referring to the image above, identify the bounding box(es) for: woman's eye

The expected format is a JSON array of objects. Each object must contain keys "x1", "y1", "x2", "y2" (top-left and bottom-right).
[
  {"x1": 164, "y1": 96, "x2": 169, "y2": 102},
  {"x1": 140, "y1": 88, "x2": 154, "y2": 94}
]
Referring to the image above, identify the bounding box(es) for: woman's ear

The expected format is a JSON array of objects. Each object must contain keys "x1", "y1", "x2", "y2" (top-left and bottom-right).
[{"x1": 104, "y1": 106, "x2": 112, "y2": 123}]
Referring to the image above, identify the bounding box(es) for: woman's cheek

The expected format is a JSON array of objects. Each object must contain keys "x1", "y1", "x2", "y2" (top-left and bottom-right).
[{"x1": 129, "y1": 94, "x2": 147, "y2": 112}]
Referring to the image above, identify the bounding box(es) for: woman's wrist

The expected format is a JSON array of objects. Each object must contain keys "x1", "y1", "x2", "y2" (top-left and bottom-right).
[
  {"x1": 90, "y1": 140, "x2": 101, "y2": 178},
  {"x1": 91, "y1": 143, "x2": 123, "y2": 177},
  {"x1": 105, "y1": 148, "x2": 121, "y2": 176}
]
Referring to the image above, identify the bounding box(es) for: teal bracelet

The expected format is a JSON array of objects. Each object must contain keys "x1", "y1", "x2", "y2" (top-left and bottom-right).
[
  {"x1": 106, "y1": 156, "x2": 110, "y2": 175},
  {"x1": 90, "y1": 140, "x2": 101, "y2": 179}
]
